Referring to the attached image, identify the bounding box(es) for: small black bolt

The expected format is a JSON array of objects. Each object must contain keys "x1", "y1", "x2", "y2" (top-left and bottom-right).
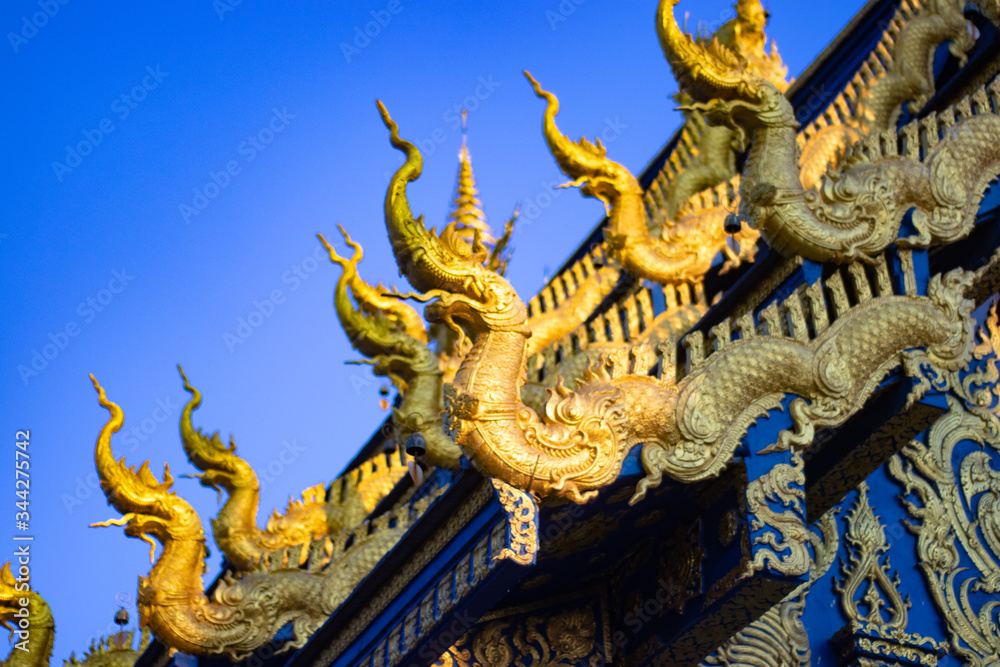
[
  {"x1": 724, "y1": 213, "x2": 742, "y2": 235},
  {"x1": 405, "y1": 432, "x2": 427, "y2": 457}
]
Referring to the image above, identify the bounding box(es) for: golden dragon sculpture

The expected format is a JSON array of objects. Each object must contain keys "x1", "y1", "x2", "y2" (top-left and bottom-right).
[
  {"x1": 856, "y1": 0, "x2": 998, "y2": 135},
  {"x1": 90, "y1": 376, "x2": 433, "y2": 659},
  {"x1": 0, "y1": 562, "x2": 53, "y2": 667},
  {"x1": 376, "y1": 100, "x2": 976, "y2": 504},
  {"x1": 667, "y1": 0, "x2": 789, "y2": 217},
  {"x1": 0, "y1": 562, "x2": 148, "y2": 667},
  {"x1": 796, "y1": 0, "x2": 1000, "y2": 189},
  {"x1": 525, "y1": 71, "x2": 758, "y2": 286},
  {"x1": 63, "y1": 630, "x2": 151, "y2": 667},
  {"x1": 178, "y1": 367, "x2": 407, "y2": 569},
  {"x1": 321, "y1": 226, "x2": 463, "y2": 469},
  {"x1": 657, "y1": 0, "x2": 1000, "y2": 264}
]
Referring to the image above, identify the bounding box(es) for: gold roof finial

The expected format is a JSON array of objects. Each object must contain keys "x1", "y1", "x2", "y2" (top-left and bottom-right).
[{"x1": 447, "y1": 110, "x2": 495, "y2": 246}]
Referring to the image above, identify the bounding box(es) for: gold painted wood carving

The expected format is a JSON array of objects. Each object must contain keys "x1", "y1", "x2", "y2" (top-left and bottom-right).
[
  {"x1": 433, "y1": 606, "x2": 601, "y2": 667},
  {"x1": 890, "y1": 395, "x2": 1000, "y2": 665},
  {"x1": 89, "y1": 377, "x2": 438, "y2": 660},
  {"x1": 63, "y1": 631, "x2": 152, "y2": 667},
  {"x1": 831, "y1": 481, "x2": 946, "y2": 665},
  {"x1": 701, "y1": 512, "x2": 838, "y2": 667},
  {"x1": 322, "y1": 226, "x2": 463, "y2": 468},
  {"x1": 526, "y1": 72, "x2": 758, "y2": 286},
  {"x1": 666, "y1": 0, "x2": 789, "y2": 217},
  {"x1": 377, "y1": 101, "x2": 975, "y2": 504},
  {"x1": 0, "y1": 562, "x2": 53, "y2": 667},
  {"x1": 745, "y1": 452, "x2": 810, "y2": 577},
  {"x1": 177, "y1": 368, "x2": 334, "y2": 570},
  {"x1": 490, "y1": 479, "x2": 539, "y2": 566},
  {"x1": 658, "y1": 0, "x2": 1000, "y2": 265}
]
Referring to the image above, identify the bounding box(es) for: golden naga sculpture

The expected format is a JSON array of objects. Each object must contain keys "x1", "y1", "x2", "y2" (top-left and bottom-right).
[
  {"x1": 856, "y1": 0, "x2": 995, "y2": 134},
  {"x1": 657, "y1": 0, "x2": 1000, "y2": 264},
  {"x1": 64, "y1": 630, "x2": 152, "y2": 667},
  {"x1": 90, "y1": 376, "x2": 427, "y2": 659},
  {"x1": 525, "y1": 71, "x2": 758, "y2": 286},
  {"x1": 797, "y1": 0, "x2": 1000, "y2": 189},
  {"x1": 0, "y1": 562, "x2": 149, "y2": 667},
  {"x1": 667, "y1": 0, "x2": 789, "y2": 217},
  {"x1": 321, "y1": 227, "x2": 463, "y2": 469},
  {"x1": 0, "y1": 562, "x2": 53, "y2": 667},
  {"x1": 522, "y1": 264, "x2": 621, "y2": 358},
  {"x1": 377, "y1": 101, "x2": 976, "y2": 504},
  {"x1": 178, "y1": 368, "x2": 406, "y2": 569}
]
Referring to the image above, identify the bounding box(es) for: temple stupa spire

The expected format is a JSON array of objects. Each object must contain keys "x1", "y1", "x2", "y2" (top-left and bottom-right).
[{"x1": 447, "y1": 110, "x2": 495, "y2": 247}]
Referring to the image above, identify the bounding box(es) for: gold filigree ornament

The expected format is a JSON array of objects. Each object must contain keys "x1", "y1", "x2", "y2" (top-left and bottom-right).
[
  {"x1": 745, "y1": 453, "x2": 810, "y2": 577},
  {"x1": 433, "y1": 606, "x2": 600, "y2": 667},
  {"x1": 890, "y1": 393, "x2": 1000, "y2": 666},
  {"x1": 88, "y1": 376, "x2": 438, "y2": 660},
  {"x1": 657, "y1": 0, "x2": 1000, "y2": 265},
  {"x1": 830, "y1": 481, "x2": 946, "y2": 665},
  {"x1": 376, "y1": 100, "x2": 977, "y2": 504},
  {"x1": 701, "y1": 511, "x2": 839, "y2": 667},
  {"x1": 490, "y1": 479, "x2": 539, "y2": 565}
]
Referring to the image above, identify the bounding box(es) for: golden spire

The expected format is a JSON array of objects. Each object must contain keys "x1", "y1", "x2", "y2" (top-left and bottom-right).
[{"x1": 447, "y1": 110, "x2": 495, "y2": 247}]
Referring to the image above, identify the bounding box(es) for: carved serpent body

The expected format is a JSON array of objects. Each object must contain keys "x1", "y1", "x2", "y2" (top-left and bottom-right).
[
  {"x1": 91, "y1": 378, "x2": 410, "y2": 659},
  {"x1": 526, "y1": 72, "x2": 758, "y2": 286},
  {"x1": 658, "y1": 0, "x2": 1000, "y2": 264},
  {"x1": 377, "y1": 103, "x2": 975, "y2": 504},
  {"x1": 178, "y1": 368, "x2": 331, "y2": 571},
  {"x1": 667, "y1": 0, "x2": 789, "y2": 216},
  {"x1": 322, "y1": 227, "x2": 462, "y2": 469},
  {"x1": 0, "y1": 563, "x2": 54, "y2": 667},
  {"x1": 857, "y1": 0, "x2": 975, "y2": 134}
]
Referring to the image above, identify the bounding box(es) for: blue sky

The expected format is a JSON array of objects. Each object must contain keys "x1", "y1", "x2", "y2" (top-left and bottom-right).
[{"x1": 0, "y1": 0, "x2": 867, "y2": 658}]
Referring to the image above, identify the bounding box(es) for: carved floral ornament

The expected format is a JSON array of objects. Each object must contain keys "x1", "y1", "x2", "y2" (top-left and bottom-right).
[
  {"x1": 82, "y1": 0, "x2": 1000, "y2": 661},
  {"x1": 886, "y1": 307, "x2": 1000, "y2": 665},
  {"x1": 376, "y1": 92, "x2": 978, "y2": 505}
]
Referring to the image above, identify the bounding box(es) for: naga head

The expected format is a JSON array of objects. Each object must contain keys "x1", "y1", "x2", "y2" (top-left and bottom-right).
[
  {"x1": 178, "y1": 366, "x2": 256, "y2": 498},
  {"x1": 657, "y1": 0, "x2": 796, "y2": 139},
  {"x1": 711, "y1": 0, "x2": 789, "y2": 92},
  {"x1": 90, "y1": 375, "x2": 205, "y2": 566},
  {"x1": 524, "y1": 71, "x2": 640, "y2": 213},
  {"x1": 377, "y1": 101, "x2": 528, "y2": 341},
  {"x1": 0, "y1": 562, "x2": 30, "y2": 634},
  {"x1": 378, "y1": 101, "x2": 489, "y2": 299},
  {"x1": 321, "y1": 226, "x2": 435, "y2": 390}
]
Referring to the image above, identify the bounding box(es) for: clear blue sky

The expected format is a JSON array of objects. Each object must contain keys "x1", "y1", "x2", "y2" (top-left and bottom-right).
[{"x1": 0, "y1": 0, "x2": 867, "y2": 659}]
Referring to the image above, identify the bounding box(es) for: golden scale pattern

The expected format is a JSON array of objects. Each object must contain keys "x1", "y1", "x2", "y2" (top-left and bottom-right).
[{"x1": 84, "y1": 0, "x2": 1000, "y2": 661}]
